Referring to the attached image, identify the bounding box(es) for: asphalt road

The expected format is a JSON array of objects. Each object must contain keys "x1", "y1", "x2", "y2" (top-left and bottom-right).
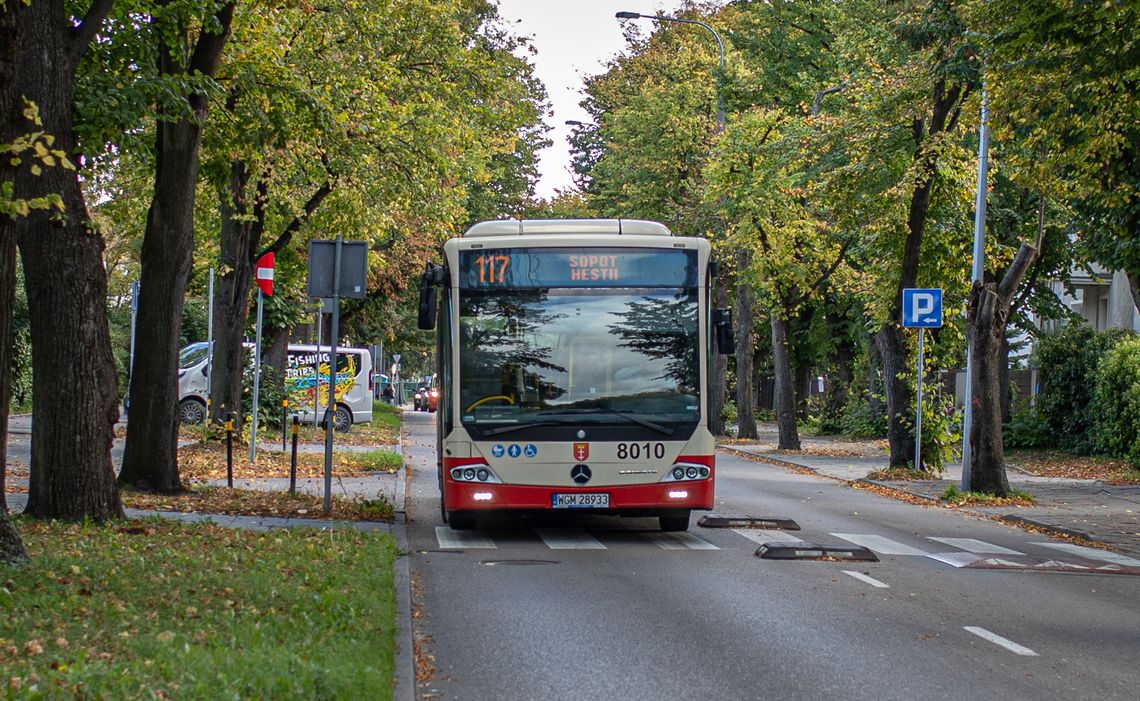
[{"x1": 403, "y1": 411, "x2": 1139, "y2": 700}]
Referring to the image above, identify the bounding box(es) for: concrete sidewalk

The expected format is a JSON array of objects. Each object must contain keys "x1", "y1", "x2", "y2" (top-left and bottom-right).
[{"x1": 724, "y1": 426, "x2": 1140, "y2": 560}]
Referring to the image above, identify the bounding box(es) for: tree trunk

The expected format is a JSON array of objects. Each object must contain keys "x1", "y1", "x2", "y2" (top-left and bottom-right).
[
  {"x1": 1126, "y1": 270, "x2": 1140, "y2": 320},
  {"x1": 11, "y1": 0, "x2": 123, "y2": 521},
  {"x1": 120, "y1": 3, "x2": 234, "y2": 492},
  {"x1": 209, "y1": 164, "x2": 259, "y2": 428},
  {"x1": 824, "y1": 311, "x2": 855, "y2": 421},
  {"x1": 966, "y1": 211, "x2": 1044, "y2": 495},
  {"x1": 734, "y1": 250, "x2": 757, "y2": 439},
  {"x1": 1, "y1": 1, "x2": 30, "y2": 560},
  {"x1": 999, "y1": 335, "x2": 1012, "y2": 422},
  {"x1": 770, "y1": 313, "x2": 800, "y2": 450},
  {"x1": 1, "y1": 0, "x2": 21, "y2": 516},
  {"x1": 967, "y1": 283, "x2": 1012, "y2": 495},
  {"x1": 709, "y1": 284, "x2": 729, "y2": 436},
  {"x1": 0, "y1": 236, "x2": 13, "y2": 510},
  {"x1": 875, "y1": 323, "x2": 914, "y2": 468}
]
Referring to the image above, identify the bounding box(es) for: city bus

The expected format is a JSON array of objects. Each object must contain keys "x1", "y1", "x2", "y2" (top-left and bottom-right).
[{"x1": 418, "y1": 219, "x2": 733, "y2": 531}]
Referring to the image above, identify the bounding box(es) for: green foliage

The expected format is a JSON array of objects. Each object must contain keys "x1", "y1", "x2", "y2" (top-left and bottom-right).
[
  {"x1": 837, "y1": 393, "x2": 887, "y2": 439},
  {"x1": 1036, "y1": 322, "x2": 1132, "y2": 454},
  {"x1": 241, "y1": 363, "x2": 286, "y2": 431},
  {"x1": 940, "y1": 483, "x2": 1034, "y2": 505},
  {"x1": 357, "y1": 450, "x2": 402, "y2": 473},
  {"x1": 1092, "y1": 335, "x2": 1140, "y2": 466},
  {"x1": 721, "y1": 399, "x2": 738, "y2": 426},
  {"x1": 1, "y1": 519, "x2": 397, "y2": 698},
  {"x1": 916, "y1": 385, "x2": 960, "y2": 475},
  {"x1": 1002, "y1": 401, "x2": 1050, "y2": 449}
]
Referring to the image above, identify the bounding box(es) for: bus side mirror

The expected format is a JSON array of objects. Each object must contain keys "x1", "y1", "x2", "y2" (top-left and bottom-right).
[
  {"x1": 714, "y1": 308, "x2": 734, "y2": 354},
  {"x1": 417, "y1": 263, "x2": 443, "y2": 330}
]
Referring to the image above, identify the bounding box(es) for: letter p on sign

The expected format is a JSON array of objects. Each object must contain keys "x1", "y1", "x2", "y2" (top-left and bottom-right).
[{"x1": 902, "y1": 288, "x2": 942, "y2": 328}]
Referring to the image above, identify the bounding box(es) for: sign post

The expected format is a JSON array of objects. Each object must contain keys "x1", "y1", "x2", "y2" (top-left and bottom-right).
[
  {"x1": 307, "y1": 237, "x2": 368, "y2": 512},
  {"x1": 902, "y1": 288, "x2": 943, "y2": 471},
  {"x1": 250, "y1": 252, "x2": 275, "y2": 462}
]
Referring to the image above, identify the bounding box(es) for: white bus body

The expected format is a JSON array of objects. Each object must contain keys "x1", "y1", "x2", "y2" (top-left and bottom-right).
[{"x1": 420, "y1": 219, "x2": 733, "y2": 531}]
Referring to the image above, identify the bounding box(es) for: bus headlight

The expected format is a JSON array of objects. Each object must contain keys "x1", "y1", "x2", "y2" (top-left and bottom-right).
[
  {"x1": 447, "y1": 464, "x2": 504, "y2": 484},
  {"x1": 660, "y1": 462, "x2": 712, "y2": 483}
]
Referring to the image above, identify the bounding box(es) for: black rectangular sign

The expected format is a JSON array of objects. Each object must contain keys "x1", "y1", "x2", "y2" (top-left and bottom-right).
[{"x1": 308, "y1": 239, "x2": 368, "y2": 299}]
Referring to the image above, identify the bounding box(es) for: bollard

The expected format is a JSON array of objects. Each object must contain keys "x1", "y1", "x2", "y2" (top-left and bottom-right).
[
  {"x1": 289, "y1": 416, "x2": 299, "y2": 495},
  {"x1": 282, "y1": 398, "x2": 289, "y2": 451},
  {"x1": 225, "y1": 412, "x2": 234, "y2": 488}
]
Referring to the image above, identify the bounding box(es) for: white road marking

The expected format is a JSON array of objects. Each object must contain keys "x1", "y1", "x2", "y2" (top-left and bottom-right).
[
  {"x1": 731, "y1": 529, "x2": 804, "y2": 546},
  {"x1": 435, "y1": 526, "x2": 497, "y2": 549},
  {"x1": 925, "y1": 552, "x2": 984, "y2": 568},
  {"x1": 927, "y1": 537, "x2": 1024, "y2": 555},
  {"x1": 963, "y1": 626, "x2": 1039, "y2": 657},
  {"x1": 843, "y1": 570, "x2": 890, "y2": 588},
  {"x1": 645, "y1": 532, "x2": 720, "y2": 551},
  {"x1": 1034, "y1": 542, "x2": 1140, "y2": 567},
  {"x1": 830, "y1": 533, "x2": 929, "y2": 556},
  {"x1": 536, "y1": 528, "x2": 606, "y2": 550}
]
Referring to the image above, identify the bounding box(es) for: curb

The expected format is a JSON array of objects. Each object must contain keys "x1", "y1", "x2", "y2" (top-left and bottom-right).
[{"x1": 393, "y1": 410, "x2": 414, "y2": 701}]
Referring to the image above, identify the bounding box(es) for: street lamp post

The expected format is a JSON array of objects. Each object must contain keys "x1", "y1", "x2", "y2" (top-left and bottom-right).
[{"x1": 616, "y1": 11, "x2": 725, "y2": 129}]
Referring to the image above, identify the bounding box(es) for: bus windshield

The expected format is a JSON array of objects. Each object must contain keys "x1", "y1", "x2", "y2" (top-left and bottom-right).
[{"x1": 458, "y1": 287, "x2": 699, "y2": 429}]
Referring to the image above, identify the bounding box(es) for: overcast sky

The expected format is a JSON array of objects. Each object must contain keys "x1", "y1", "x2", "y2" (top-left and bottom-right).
[{"x1": 494, "y1": 1, "x2": 674, "y2": 199}]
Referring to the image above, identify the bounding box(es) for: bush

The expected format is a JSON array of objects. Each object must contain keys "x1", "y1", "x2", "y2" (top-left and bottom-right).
[
  {"x1": 1036, "y1": 322, "x2": 1132, "y2": 454},
  {"x1": 1093, "y1": 335, "x2": 1140, "y2": 466},
  {"x1": 1002, "y1": 401, "x2": 1050, "y2": 449},
  {"x1": 838, "y1": 392, "x2": 887, "y2": 439}
]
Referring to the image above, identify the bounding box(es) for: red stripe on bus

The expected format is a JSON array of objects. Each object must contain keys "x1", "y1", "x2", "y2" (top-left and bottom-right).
[{"x1": 443, "y1": 479, "x2": 713, "y2": 511}]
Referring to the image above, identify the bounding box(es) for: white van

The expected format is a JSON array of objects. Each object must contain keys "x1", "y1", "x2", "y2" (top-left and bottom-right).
[{"x1": 178, "y1": 342, "x2": 373, "y2": 431}]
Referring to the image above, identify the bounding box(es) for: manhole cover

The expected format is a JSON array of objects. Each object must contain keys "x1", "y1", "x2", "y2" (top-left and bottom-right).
[{"x1": 480, "y1": 559, "x2": 560, "y2": 566}]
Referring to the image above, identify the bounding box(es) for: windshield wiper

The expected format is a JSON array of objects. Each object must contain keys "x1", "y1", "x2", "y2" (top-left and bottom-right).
[
  {"x1": 482, "y1": 417, "x2": 574, "y2": 436},
  {"x1": 555, "y1": 407, "x2": 676, "y2": 436}
]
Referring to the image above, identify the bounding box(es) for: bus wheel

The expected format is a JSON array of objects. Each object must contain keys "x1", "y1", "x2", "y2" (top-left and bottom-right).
[
  {"x1": 659, "y1": 511, "x2": 691, "y2": 532},
  {"x1": 448, "y1": 511, "x2": 477, "y2": 530},
  {"x1": 333, "y1": 405, "x2": 352, "y2": 432},
  {"x1": 178, "y1": 399, "x2": 206, "y2": 425}
]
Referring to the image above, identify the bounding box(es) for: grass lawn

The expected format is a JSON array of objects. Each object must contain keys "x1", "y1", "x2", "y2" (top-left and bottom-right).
[{"x1": 1, "y1": 518, "x2": 398, "y2": 700}]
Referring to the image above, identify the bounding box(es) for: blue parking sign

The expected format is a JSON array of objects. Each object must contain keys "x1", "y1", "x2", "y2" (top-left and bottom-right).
[{"x1": 902, "y1": 288, "x2": 943, "y2": 328}]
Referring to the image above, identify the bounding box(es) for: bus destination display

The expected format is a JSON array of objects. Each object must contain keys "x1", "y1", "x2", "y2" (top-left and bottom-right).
[{"x1": 459, "y1": 247, "x2": 696, "y2": 289}]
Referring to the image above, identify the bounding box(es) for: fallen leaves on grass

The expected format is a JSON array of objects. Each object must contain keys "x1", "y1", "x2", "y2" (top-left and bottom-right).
[
  {"x1": 121, "y1": 485, "x2": 394, "y2": 522},
  {"x1": 866, "y1": 468, "x2": 939, "y2": 481},
  {"x1": 176, "y1": 442, "x2": 395, "y2": 482}
]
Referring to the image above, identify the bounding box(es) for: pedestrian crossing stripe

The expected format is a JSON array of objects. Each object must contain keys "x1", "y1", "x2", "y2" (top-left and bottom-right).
[
  {"x1": 430, "y1": 527, "x2": 1140, "y2": 571},
  {"x1": 1034, "y1": 542, "x2": 1140, "y2": 567}
]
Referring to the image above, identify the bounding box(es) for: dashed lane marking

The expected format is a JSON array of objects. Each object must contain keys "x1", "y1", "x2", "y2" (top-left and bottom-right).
[
  {"x1": 843, "y1": 571, "x2": 890, "y2": 588},
  {"x1": 963, "y1": 626, "x2": 1039, "y2": 657}
]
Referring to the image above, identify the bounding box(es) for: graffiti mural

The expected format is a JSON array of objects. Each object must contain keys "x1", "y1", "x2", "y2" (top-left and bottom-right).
[{"x1": 285, "y1": 351, "x2": 358, "y2": 409}]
